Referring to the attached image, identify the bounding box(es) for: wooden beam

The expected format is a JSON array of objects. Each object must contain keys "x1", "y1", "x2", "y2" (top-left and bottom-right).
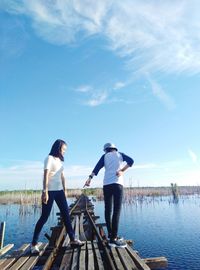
[
  {"x1": 117, "y1": 247, "x2": 138, "y2": 270},
  {"x1": 87, "y1": 241, "x2": 95, "y2": 270},
  {"x1": 0, "y1": 222, "x2": 5, "y2": 249},
  {"x1": 0, "y1": 244, "x2": 14, "y2": 256},
  {"x1": 0, "y1": 244, "x2": 30, "y2": 270},
  {"x1": 92, "y1": 240, "x2": 104, "y2": 270},
  {"x1": 143, "y1": 257, "x2": 168, "y2": 269},
  {"x1": 126, "y1": 245, "x2": 151, "y2": 270}
]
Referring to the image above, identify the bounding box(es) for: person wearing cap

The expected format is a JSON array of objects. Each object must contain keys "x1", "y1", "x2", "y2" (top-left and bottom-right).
[{"x1": 84, "y1": 143, "x2": 134, "y2": 248}]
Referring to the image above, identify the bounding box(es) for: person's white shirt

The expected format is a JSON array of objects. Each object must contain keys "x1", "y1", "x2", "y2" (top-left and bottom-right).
[
  {"x1": 44, "y1": 155, "x2": 63, "y2": 190},
  {"x1": 104, "y1": 151, "x2": 124, "y2": 186}
]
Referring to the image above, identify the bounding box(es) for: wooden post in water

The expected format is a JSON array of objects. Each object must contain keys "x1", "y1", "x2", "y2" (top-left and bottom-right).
[
  {"x1": 0, "y1": 222, "x2": 6, "y2": 249},
  {"x1": 171, "y1": 183, "x2": 178, "y2": 202}
]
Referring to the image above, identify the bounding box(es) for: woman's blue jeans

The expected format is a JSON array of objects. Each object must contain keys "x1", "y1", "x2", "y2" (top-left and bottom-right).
[
  {"x1": 32, "y1": 190, "x2": 74, "y2": 245},
  {"x1": 103, "y1": 183, "x2": 123, "y2": 240}
]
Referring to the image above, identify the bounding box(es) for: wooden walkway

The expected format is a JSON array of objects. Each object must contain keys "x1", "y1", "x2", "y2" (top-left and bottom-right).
[{"x1": 0, "y1": 194, "x2": 168, "y2": 270}]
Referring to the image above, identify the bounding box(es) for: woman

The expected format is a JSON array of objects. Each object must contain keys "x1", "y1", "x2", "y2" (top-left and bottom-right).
[
  {"x1": 31, "y1": 139, "x2": 83, "y2": 253},
  {"x1": 84, "y1": 143, "x2": 134, "y2": 248}
]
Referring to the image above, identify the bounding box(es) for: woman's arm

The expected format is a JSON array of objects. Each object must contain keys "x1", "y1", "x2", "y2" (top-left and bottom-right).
[
  {"x1": 61, "y1": 172, "x2": 67, "y2": 196},
  {"x1": 116, "y1": 153, "x2": 134, "y2": 176},
  {"x1": 83, "y1": 155, "x2": 105, "y2": 187},
  {"x1": 42, "y1": 169, "x2": 50, "y2": 204}
]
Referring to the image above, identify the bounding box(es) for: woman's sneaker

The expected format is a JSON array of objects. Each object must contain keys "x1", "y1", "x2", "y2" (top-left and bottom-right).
[
  {"x1": 70, "y1": 239, "x2": 85, "y2": 248},
  {"x1": 31, "y1": 244, "x2": 40, "y2": 254},
  {"x1": 109, "y1": 238, "x2": 127, "y2": 248},
  {"x1": 107, "y1": 235, "x2": 124, "y2": 241}
]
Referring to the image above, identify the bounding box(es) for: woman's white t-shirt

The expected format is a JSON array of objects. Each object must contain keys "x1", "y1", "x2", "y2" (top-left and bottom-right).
[{"x1": 44, "y1": 155, "x2": 64, "y2": 191}]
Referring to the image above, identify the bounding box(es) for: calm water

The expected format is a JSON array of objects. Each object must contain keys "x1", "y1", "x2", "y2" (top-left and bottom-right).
[{"x1": 1, "y1": 195, "x2": 200, "y2": 270}]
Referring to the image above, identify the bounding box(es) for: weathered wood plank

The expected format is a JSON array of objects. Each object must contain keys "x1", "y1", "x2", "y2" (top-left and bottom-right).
[
  {"x1": 79, "y1": 242, "x2": 86, "y2": 270},
  {"x1": 0, "y1": 244, "x2": 14, "y2": 256},
  {"x1": 0, "y1": 222, "x2": 5, "y2": 249},
  {"x1": 79, "y1": 213, "x2": 87, "y2": 241},
  {"x1": 126, "y1": 245, "x2": 151, "y2": 270},
  {"x1": 19, "y1": 243, "x2": 48, "y2": 270},
  {"x1": 59, "y1": 247, "x2": 73, "y2": 270},
  {"x1": 71, "y1": 216, "x2": 80, "y2": 270},
  {"x1": 92, "y1": 240, "x2": 104, "y2": 270},
  {"x1": 87, "y1": 241, "x2": 95, "y2": 270},
  {"x1": 9, "y1": 243, "x2": 43, "y2": 270},
  {"x1": 143, "y1": 257, "x2": 168, "y2": 269},
  {"x1": 0, "y1": 244, "x2": 30, "y2": 270},
  {"x1": 117, "y1": 247, "x2": 138, "y2": 270},
  {"x1": 109, "y1": 247, "x2": 125, "y2": 270}
]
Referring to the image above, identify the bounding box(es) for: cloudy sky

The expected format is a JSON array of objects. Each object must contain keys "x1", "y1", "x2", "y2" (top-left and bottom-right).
[{"x1": 0, "y1": 0, "x2": 200, "y2": 190}]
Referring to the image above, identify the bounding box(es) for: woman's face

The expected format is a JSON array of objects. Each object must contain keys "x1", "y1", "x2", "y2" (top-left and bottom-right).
[{"x1": 61, "y1": 144, "x2": 67, "y2": 156}]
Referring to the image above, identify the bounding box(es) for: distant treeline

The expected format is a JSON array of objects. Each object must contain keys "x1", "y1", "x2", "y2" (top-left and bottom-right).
[{"x1": 0, "y1": 186, "x2": 200, "y2": 205}]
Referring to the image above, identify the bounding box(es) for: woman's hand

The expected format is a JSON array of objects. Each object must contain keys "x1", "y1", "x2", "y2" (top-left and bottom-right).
[
  {"x1": 64, "y1": 189, "x2": 68, "y2": 197},
  {"x1": 83, "y1": 178, "x2": 91, "y2": 188},
  {"x1": 116, "y1": 170, "x2": 123, "y2": 177},
  {"x1": 42, "y1": 191, "x2": 49, "y2": 204}
]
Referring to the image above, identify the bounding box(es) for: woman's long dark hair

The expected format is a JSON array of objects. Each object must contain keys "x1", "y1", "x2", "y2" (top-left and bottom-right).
[{"x1": 49, "y1": 139, "x2": 66, "y2": 161}]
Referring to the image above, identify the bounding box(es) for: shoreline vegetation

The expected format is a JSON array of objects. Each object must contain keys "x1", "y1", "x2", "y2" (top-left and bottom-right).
[{"x1": 0, "y1": 186, "x2": 200, "y2": 205}]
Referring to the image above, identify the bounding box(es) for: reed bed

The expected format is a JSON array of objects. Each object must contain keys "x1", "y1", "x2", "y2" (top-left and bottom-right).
[{"x1": 0, "y1": 186, "x2": 200, "y2": 205}]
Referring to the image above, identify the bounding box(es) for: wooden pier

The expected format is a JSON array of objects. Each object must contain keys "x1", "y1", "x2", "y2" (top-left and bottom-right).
[{"x1": 0, "y1": 194, "x2": 168, "y2": 270}]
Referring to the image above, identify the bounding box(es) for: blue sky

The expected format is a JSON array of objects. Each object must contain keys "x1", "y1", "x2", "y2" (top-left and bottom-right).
[{"x1": 0, "y1": 0, "x2": 200, "y2": 190}]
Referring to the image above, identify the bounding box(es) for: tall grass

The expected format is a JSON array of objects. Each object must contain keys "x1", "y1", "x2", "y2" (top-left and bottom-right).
[{"x1": 0, "y1": 186, "x2": 200, "y2": 205}]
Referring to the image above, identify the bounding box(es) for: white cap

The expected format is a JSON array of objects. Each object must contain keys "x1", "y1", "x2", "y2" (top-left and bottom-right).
[{"x1": 103, "y1": 143, "x2": 118, "y2": 151}]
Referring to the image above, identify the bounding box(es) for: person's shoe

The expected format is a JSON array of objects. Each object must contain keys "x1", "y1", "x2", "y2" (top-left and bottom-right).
[
  {"x1": 30, "y1": 244, "x2": 40, "y2": 254},
  {"x1": 70, "y1": 239, "x2": 85, "y2": 248},
  {"x1": 107, "y1": 235, "x2": 124, "y2": 241},
  {"x1": 108, "y1": 238, "x2": 127, "y2": 248}
]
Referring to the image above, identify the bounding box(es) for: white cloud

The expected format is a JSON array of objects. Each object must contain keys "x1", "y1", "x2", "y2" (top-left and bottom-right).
[
  {"x1": 113, "y1": 81, "x2": 126, "y2": 90},
  {"x1": 147, "y1": 76, "x2": 176, "y2": 110},
  {"x1": 75, "y1": 85, "x2": 93, "y2": 93},
  {"x1": 1, "y1": 158, "x2": 200, "y2": 189},
  {"x1": 86, "y1": 92, "x2": 108, "y2": 106},
  {"x1": 2, "y1": 0, "x2": 200, "y2": 74},
  {"x1": 188, "y1": 149, "x2": 198, "y2": 163}
]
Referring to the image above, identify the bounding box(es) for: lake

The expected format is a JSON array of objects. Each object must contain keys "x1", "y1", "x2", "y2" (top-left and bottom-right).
[{"x1": 1, "y1": 195, "x2": 200, "y2": 270}]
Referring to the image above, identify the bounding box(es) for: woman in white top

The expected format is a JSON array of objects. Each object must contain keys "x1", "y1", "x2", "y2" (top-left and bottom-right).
[{"x1": 31, "y1": 139, "x2": 83, "y2": 253}]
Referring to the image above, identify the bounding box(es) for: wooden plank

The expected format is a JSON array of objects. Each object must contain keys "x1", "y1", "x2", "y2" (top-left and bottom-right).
[
  {"x1": 79, "y1": 213, "x2": 87, "y2": 241},
  {"x1": 117, "y1": 247, "x2": 138, "y2": 270},
  {"x1": 19, "y1": 243, "x2": 48, "y2": 270},
  {"x1": 92, "y1": 240, "x2": 104, "y2": 270},
  {"x1": 0, "y1": 244, "x2": 30, "y2": 270},
  {"x1": 109, "y1": 247, "x2": 125, "y2": 270},
  {"x1": 87, "y1": 241, "x2": 94, "y2": 270},
  {"x1": 126, "y1": 245, "x2": 151, "y2": 270},
  {"x1": 0, "y1": 244, "x2": 14, "y2": 256},
  {"x1": 74, "y1": 215, "x2": 79, "y2": 239},
  {"x1": 9, "y1": 243, "x2": 44, "y2": 270},
  {"x1": 79, "y1": 242, "x2": 86, "y2": 270},
  {"x1": 143, "y1": 257, "x2": 168, "y2": 269},
  {"x1": 59, "y1": 247, "x2": 74, "y2": 270},
  {"x1": 49, "y1": 226, "x2": 62, "y2": 247},
  {"x1": 71, "y1": 216, "x2": 80, "y2": 270},
  {"x1": 0, "y1": 222, "x2": 5, "y2": 249}
]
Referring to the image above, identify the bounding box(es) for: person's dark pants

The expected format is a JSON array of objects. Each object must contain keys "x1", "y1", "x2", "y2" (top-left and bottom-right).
[
  {"x1": 32, "y1": 190, "x2": 75, "y2": 245},
  {"x1": 103, "y1": 183, "x2": 123, "y2": 240}
]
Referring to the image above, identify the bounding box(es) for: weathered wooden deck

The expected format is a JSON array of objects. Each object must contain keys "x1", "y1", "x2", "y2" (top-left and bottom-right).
[{"x1": 0, "y1": 194, "x2": 168, "y2": 270}]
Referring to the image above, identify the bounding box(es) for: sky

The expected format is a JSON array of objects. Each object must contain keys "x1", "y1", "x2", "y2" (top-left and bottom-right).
[{"x1": 0, "y1": 0, "x2": 200, "y2": 190}]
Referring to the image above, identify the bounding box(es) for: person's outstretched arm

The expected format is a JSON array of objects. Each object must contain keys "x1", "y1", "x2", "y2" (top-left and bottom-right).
[{"x1": 83, "y1": 155, "x2": 105, "y2": 187}]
